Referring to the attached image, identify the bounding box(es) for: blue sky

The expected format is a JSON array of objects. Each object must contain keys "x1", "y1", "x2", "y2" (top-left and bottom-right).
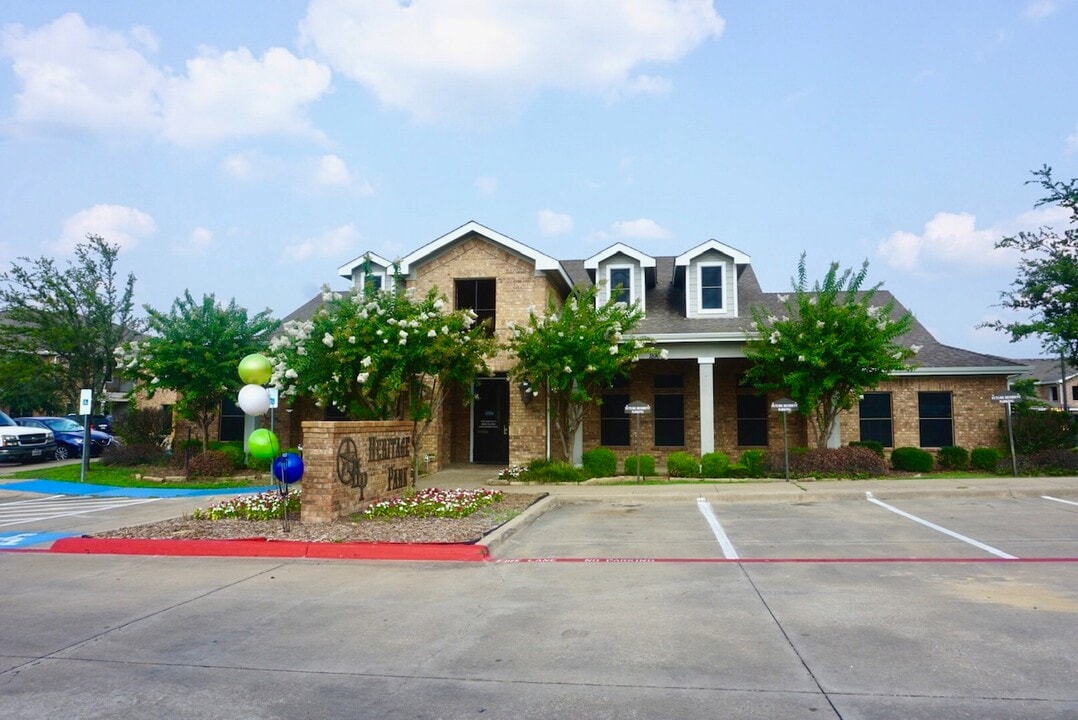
[{"x1": 1, "y1": 1, "x2": 1075, "y2": 360}]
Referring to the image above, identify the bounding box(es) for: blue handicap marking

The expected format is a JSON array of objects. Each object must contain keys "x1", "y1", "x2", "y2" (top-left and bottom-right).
[{"x1": 0, "y1": 531, "x2": 76, "y2": 548}]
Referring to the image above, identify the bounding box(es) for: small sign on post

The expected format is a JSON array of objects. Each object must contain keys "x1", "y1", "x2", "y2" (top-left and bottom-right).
[
  {"x1": 624, "y1": 401, "x2": 651, "y2": 483},
  {"x1": 991, "y1": 391, "x2": 1021, "y2": 477},
  {"x1": 771, "y1": 398, "x2": 799, "y2": 482},
  {"x1": 78, "y1": 389, "x2": 92, "y2": 482}
]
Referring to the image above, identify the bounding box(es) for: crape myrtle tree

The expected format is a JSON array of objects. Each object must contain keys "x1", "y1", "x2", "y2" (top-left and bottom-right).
[
  {"x1": 269, "y1": 285, "x2": 498, "y2": 484},
  {"x1": 116, "y1": 291, "x2": 278, "y2": 452},
  {"x1": 982, "y1": 166, "x2": 1078, "y2": 366},
  {"x1": 744, "y1": 254, "x2": 916, "y2": 449},
  {"x1": 506, "y1": 284, "x2": 663, "y2": 463},
  {"x1": 0, "y1": 234, "x2": 138, "y2": 411}
]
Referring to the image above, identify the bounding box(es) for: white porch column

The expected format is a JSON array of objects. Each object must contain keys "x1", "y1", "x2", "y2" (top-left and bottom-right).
[{"x1": 698, "y1": 357, "x2": 715, "y2": 455}]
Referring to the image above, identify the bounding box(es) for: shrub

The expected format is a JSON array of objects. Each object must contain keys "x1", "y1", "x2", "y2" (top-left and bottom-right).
[
  {"x1": 624, "y1": 454, "x2": 656, "y2": 477},
  {"x1": 738, "y1": 449, "x2": 767, "y2": 478},
  {"x1": 936, "y1": 446, "x2": 970, "y2": 471},
  {"x1": 521, "y1": 459, "x2": 586, "y2": 483},
  {"x1": 666, "y1": 451, "x2": 699, "y2": 478},
  {"x1": 1016, "y1": 448, "x2": 1078, "y2": 475},
  {"x1": 582, "y1": 447, "x2": 617, "y2": 478},
  {"x1": 1007, "y1": 411, "x2": 1077, "y2": 454},
  {"x1": 208, "y1": 442, "x2": 245, "y2": 469},
  {"x1": 970, "y1": 447, "x2": 1002, "y2": 472},
  {"x1": 891, "y1": 446, "x2": 934, "y2": 472},
  {"x1": 112, "y1": 406, "x2": 171, "y2": 446},
  {"x1": 188, "y1": 450, "x2": 239, "y2": 478},
  {"x1": 100, "y1": 443, "x2": 167, "y2": 467},
  {"x1": 700, "y1": 451, "x2": 730, "y2": 478},
  {"x1": 766, "y1": 446, "x2": 887, "y2": 478},
  {"x1": 849, "y1": 440, "x2": 884, "y2": 458}
]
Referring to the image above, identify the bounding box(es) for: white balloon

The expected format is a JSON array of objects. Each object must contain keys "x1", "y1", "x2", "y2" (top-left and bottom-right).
[{"x1": 237, "y1": 384, "x2": 271, "y2": 416}]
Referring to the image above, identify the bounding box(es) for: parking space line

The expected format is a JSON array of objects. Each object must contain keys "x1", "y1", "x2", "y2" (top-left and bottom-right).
[
  {"x1": 1043, "y1": 495, "x2": 1078, "y2": 508},
  {"x1": 865, "y1": 492, "x2": 1017, "y2": 559},
  {"x1": 0, "y1": 495, "x2": 158, "y2": 528},
  {"x1": 696, "y1": 497, "x2": 738, "y2": 559}
]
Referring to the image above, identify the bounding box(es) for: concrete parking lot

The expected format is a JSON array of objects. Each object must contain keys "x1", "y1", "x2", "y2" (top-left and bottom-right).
[{"x1": 2, "y1": 477, "x2": 1076, "y2": 719}]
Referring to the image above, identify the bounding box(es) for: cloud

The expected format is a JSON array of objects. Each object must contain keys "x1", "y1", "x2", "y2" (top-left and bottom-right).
[
  {"x1": 1, "y1": 13, "x2": 332, "y2": 145},
  {"x1": 1066, "y1": 125, "x2": 1078, "y2": 155},
  {"x1": 600, "y1": 218, "x2": 672, "y2": 241},
  {"x1": 53, "y1": 204, "x2": 157, "y2": 253},
  {"x1": 1023, "y1": 0, "x2": 1057, "y2": 20},
  {"x1": 173, "y1": 227, "x2": 214, "y2": 257},
  {"x1": 283, "y1": 223, "x2": 359, "y2": 263},
  {"x1": 537, "y1": 209, "x2": 574, "y2": 237},
  {"x1": 877, "y1": 206, "x2": 1068, "y2": 275},
  {"x1": 299, "y1": 0, "x2": 724, "y2": 123},
  {"x1": 475, "y1": 176, "x2": 499, "y2": 196}
]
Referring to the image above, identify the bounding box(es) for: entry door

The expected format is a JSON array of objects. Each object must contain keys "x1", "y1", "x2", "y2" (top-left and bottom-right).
[{"x1": 472, "y1": 377, "x2": 509, "y2": 464}]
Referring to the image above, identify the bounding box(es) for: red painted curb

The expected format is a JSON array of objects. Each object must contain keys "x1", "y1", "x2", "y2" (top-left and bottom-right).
[{"x1": 48, "y1": 536, "x2": 489, "y2": 561}]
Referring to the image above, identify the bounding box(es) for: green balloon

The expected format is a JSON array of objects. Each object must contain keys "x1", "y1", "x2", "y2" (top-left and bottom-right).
[
  {"x1": 238, "y1": 353, "x2": 272, "y2": 385},
  {"x1": 248, "y1": 428, "x2": 279, "y2": 460}
]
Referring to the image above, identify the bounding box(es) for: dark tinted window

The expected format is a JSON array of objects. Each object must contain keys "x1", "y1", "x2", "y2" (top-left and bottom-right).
[
  {"x1": 701, "y1": 265, "x2": 723, "y2": 309},
  {"x1": 455, "y1": 279, "x2": 496, "y2": 335},
  {"x1": 653, "y1": 393, "x2": 684, "y2": 447},
  {"x1": 859, "y1": 392, "x2": 893, "y2": 447},
  {"x1": 609, "y1": 267, "x2": 631, "y2": 304},
  {"x1": 918, "y1": 392, "x2": 953, "y2": 447},
  {"x1": 600, "y1": 393, "x2": 631, "y2": 446},
  {"x1": 736, "y1": 394, "x2": 768, "y2": 447}
]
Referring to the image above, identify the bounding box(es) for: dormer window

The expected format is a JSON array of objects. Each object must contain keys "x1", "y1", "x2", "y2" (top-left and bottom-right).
[
  {"x1": 609, "y1": 266, "x2": 632, "y2": 305},
  {"x1": 363, "y1": 273, "x2": 383, "y2": 293},
  {"x1": 698, "y1": 262, "x2": 724, "y2": 311}
]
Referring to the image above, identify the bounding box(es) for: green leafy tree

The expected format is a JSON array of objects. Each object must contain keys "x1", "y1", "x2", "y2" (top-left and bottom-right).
[
  {"x1": 116, "y1": 291, "x2": 278, "y2": 451},
  {"x1": 744, "y1": 254, "x2": 915, "y2": 448},
  {"x1": 270, "y1": 285, "x2": 497, "y2": 483},
  {"x1": 506, "y1": 284, "x2": 660, "y2": 462},
  {"x1": 982, "y1": 166, "x2": 1078, "y2": 365},
  {"x1": 0, "y1": 234, "x2": 138, "y2": 410},
  {"x1": 0, "y1": 350, "x2": 64, "y2": 416}
]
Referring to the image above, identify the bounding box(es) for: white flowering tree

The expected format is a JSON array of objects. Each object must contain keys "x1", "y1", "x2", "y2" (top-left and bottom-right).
[
  {"x1": 744, "y1": 254, "x2": 916, "y2": 448},
  {"x1": 270, "y1": 286, "x2": 497, "y2": 482},
  {"x1": 115, "y1": 291, "x2": 279, "y2": 451},
  {"x1": 506, "y1": 284, "x2": 661, "y2": 462}
]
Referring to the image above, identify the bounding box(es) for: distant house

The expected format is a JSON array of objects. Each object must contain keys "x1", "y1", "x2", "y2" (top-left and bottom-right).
[
  {"x1": 276, "y1": 221, "x2": 1029, "y2": 468},
  {"x1": 1012, "y1": 357, "x2": 1078, "y2": 411}
]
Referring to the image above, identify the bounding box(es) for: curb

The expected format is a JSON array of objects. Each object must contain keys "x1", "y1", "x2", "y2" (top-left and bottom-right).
[{"x1": 49, "y1": 536, "x2": 490, "y2": 562}]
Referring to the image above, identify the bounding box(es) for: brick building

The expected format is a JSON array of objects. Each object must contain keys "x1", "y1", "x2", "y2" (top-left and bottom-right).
[{"x1": 274, "y1": 221, "x2": 1027, "y2": 469}]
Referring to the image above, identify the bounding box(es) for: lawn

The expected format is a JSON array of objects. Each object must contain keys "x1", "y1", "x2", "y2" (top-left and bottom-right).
[{"x1": 0, "y1": 461, "x2": 268, "y2": 489}]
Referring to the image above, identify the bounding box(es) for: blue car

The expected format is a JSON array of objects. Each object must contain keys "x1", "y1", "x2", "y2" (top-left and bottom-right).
[{"x1": 15, "y1": 416, "x2": 119, "y2": 461}]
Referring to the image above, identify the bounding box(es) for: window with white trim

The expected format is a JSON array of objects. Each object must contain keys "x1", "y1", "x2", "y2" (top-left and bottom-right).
[
  {"x1": 697, "y1": 262, "x2": 724, "y2": 312},
  {"x1": 608, "y1": 265, "x2": 632, "y2": 305}
]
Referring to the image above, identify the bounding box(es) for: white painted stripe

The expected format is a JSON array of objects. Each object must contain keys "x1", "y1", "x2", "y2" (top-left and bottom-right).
[
  {"x1": 0, "y1": 496, "x2": 158, "y2": 528},
  {"x1": 1042, "y1": 495, "x2": 1078, "y2": 508},
  {"x1": 696, "y1": 498, "x2": 738, "y2": 560},
  {"x1": 865, "y1": 492, "x2": 1017, "y2": 560}
]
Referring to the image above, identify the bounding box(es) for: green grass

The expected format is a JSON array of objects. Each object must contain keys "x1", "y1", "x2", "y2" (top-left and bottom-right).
[{"x1": 1, "y1": 462, "x2": 268, "y2": 489}]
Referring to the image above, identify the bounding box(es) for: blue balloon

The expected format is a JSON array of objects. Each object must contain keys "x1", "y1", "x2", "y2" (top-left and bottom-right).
[{"x1": 272, "y1": 452, "x2": 305, "y2": 484}]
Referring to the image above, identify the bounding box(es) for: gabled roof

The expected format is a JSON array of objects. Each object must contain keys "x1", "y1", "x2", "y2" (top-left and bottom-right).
[
  {"x1": 399, "y1": 221, "x2": 571, "y2": 289},
  {"x1": 583, "y1": 242, "x2": 657, "y2": 270},
  {"x1": 675, "y1": 239, "x2": 751, "y2": 267},
  {"x1": 337, "y1": 252, "x2": 394, "y2": 280},
  {"x1": 1012, "y1": 358, "x2": 1077, "y2": 384}
]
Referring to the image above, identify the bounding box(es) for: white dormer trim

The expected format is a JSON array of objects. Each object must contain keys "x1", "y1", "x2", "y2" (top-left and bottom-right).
[
  {"x1": 399, "y1": 220, "x2": 572, "y2": 288},
  {"x1": 337, "y1": 252, "x2": 395, "y2": 293},
  {"x1": 584, "y1": 242, "x2": 656, "y2": 271},
  {"x1": 695, "y1": 260, "x2": 729, "y2": 315},
  {"x1": 674, "y1": 239, "x2": 751, "y2": 267}
]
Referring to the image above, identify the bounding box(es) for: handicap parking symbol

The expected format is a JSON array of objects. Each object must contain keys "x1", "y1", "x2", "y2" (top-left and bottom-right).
[{"x1": 0, "y1": 531, "x2": 74, "y2": 548}]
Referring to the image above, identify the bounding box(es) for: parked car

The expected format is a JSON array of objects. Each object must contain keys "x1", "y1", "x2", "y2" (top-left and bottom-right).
[
  {"x1": 65, "y1": 413, "x2": 114, "y2": 435},
  {"x1": 0, "y1": 410, "x2": 57, "y2": 464},
  {"x1": 15, "y1": 416, "x2": 119, "y2": 460}
]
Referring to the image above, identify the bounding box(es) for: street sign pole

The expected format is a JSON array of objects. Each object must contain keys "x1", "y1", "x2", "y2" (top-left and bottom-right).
[
  {"x1": 78, "y1": 388, "x2": 92, "y2": 482},
  {"x1": 991, "y1": 392, "x2": 1021, "y2": 477},
  {"x1": 624, "y1": 401, "x2": 651, "y2": 483},
  {"x1": 771, "y1": 398, "x2": 799, "y2": 482}
]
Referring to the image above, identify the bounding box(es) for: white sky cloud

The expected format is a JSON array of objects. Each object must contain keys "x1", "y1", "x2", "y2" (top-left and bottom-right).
[
  {"x1": 537, "y1": 209, "x2": 574, "y2": 237},
  {"x1": 475, "y1": 176, "x2": 499, "y2": 196},
  {"x1": 52, "y1": 204, "x2": 157, "y2": 254},
  {"x1": 1023, "y1": 0, "x2": 1057, "y2": 20},
  {"x1": 173, "y1": 227, "x2": 214, "y2": 257},
  {"x1": 1, "y1": 13, "x2": 332, "y2": 145},
  {"x1": 283, "y1": 223, "x2": 359, "y2": 263},
  {"x1": 1066, "y1": 124, "x2": 1078, "y2": 155},
  {"x1": 876, "y1": 206, "x2": 1068, "y2": 276},
  {"x1": 314, "y1": 154, "x2": 353, "y2": 187},
  {"x1": 299, "y1": 0, "x2": 724, "y2": 123},
  {"x1": 602, "y1": 218, "x2": 672, "y2": 241}
]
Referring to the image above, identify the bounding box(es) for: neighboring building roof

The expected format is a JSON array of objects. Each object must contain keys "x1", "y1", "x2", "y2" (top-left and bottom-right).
[
  {"x1": 336, "y1": 252, "x2": 394, "y2": 280},
  {"x1": 674, "y1": 239, "x2": 751, "y2": 266},
  {"x1": 1011, "y1": 357, "x2": 1077, "y2": 385}
]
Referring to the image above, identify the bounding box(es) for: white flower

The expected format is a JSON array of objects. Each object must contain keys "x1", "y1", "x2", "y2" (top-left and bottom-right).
[
  {"x1": 297, "y1": 346, "x2": 307, "y2": 356},
  {"x1": 356, "y1": 372, "x2": 369, "y2": 383},
  {"x1": 659, "y1": 349, "x2": 669, "y2": 360},
  {"x1": 441, "y1": 325, "x2": 450, "y2": 334},
  {"x1": 322, "y1": 333, "x2": 334, "y2": 347},
  {"x1": 376, "y1": 329, "x2": 383, "y2": 336},
  {"x1": 285, "y1": 368, "x2": 298, "y2": 379},
  {"x1": 808, "y1": 297, "x2": 817, "y2": 305},
  {"x1": 609, "y1": 345, "x2": 619, "y2": 355},
  {"x1": 769, "y1": 331, "x2": 781, "y2": 344},
  {"x1": 150, "y1": 377, "x2": 159, "y2": 385},
  {"x1": 911, "y1": 344, "x2": 923, "y2": 354},
  {"x1": 433, "y1": 298, "x2": 445, "y2": 310},
  {"x1": 798, "y1": 355, "x2": 806, "y2": 362},
  {"x1": 428, "y1": 329, "x2": 437, "y2": 337},
  {"x1": 564, "y1": 365, "x2": 572, "y2": 373},
  {"x1": 361, "y1": 356, "x2": 372, "y2": 367},
  {"x1": 348, "y1": 336, "x2": 356, "y2": 344},
  {"x1": 777, "y1": 294, "x2": 788, "y2": 302},
  {"x1": 867, "y1": 305, "x2": 882, "y2": 318},
  {"x1": 816, "y1": 320, "x2": 825, "y2": 329}
]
